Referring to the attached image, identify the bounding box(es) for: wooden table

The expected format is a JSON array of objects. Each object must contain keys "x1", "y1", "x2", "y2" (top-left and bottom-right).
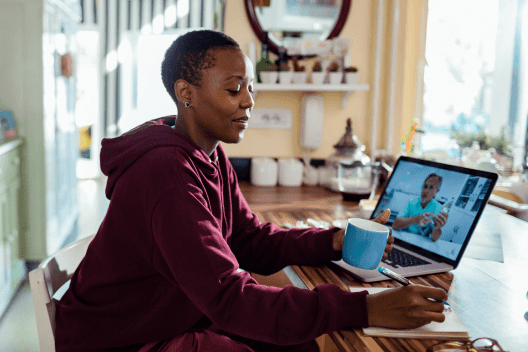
[{"x1": 239, "y1": 182, "x2": 528, "y2": 352}]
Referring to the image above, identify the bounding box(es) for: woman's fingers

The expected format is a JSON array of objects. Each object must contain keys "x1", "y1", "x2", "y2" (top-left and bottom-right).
[
  {"x1": 427, "y1": 301, "x2": 447, "y2": 313},
  {"x1": 382, "y1": 234, "x2": 394, "y2": 260},
  {"x1": 421, "y1": 310, "x2": 447, "y2": 323},
  {"x1": 373, "y1": 209, "x2": 391, "y2": 224},
  {"x1": 366, "y1": 285, "x2": 448, "y2": 329},
  {"x1": 421, "y1": 286, "x2": 448, "y2": 302}
]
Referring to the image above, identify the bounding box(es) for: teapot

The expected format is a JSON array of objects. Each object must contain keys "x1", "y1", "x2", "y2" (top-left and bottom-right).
[
  {"x1": 321, "y1": 118, "x2": 377, "y2": 200},
  {"x1": 337, "y1": 160, "x2": 385, "y2": 201}
]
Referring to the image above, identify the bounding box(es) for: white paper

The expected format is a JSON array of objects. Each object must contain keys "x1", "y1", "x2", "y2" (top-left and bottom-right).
[{"x1": 349, "y1": 287, "x2": 470, "y2": 338}]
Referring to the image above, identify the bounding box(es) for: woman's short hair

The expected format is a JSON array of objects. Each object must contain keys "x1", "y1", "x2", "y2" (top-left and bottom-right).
[{"x1": 161, "y1": 30, "x2": 240, "y2": 104}]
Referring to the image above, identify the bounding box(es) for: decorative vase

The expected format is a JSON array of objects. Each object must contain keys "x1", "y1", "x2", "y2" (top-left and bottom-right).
[
  {"x1": 279, "y1": 71, "x2": 293, "y2": 84},
  {"x1": 311, "y1": 72, "x2": 325, "y2": 85},
  {"x1": 261, "y1": 71, "x2": 278, "y2": 84},
  {"x1": 292, "y1": 72, "x2": 307, "y2": 84},
  {"x1": 328, "y1": 72, "x2": 343, "y2": 85},
  {"x1": 346, "y1": 72, "x2": 359, "y2": 85}
]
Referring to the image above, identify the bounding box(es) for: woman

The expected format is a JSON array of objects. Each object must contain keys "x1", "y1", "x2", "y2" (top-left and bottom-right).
[{"x1": 55, "y1": 30, "x2": 447, "y2": 352}]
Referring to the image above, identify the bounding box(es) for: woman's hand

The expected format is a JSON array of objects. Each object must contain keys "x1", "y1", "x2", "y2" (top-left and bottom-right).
[
  {"x1": 366, "y1": 285, "x2": 448, "y2": 329},
  {"x1": 332, "y1": 209, "x2": 394, "y2": 261},
  {"x1": 372, "y1": 209, "x2": 394, "y2": 260},
  {"x1": 332, "y1": 229, "x2": 346, "y2": 251}
]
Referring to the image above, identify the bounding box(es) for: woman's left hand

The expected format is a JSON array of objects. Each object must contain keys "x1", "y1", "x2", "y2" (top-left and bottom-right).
[
  {"x1": 372, "y1": 209, "x2": 394, "y2": 260},
  {"x1": 332, "y1": 209, "x2": 395, "y2": 260}
]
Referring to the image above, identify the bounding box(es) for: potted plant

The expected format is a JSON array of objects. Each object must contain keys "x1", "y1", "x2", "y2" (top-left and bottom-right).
[
  {"x1": 260, "y1": 63, "x2": 278, "y2": 84},
  {"x1": 292, "y1": 60, "x2": 307, "y2": 84},
  {"x1": 344, "y1": 66, "x2": 359, "y2": 85},
  {"x1": 311, "y1": 60, "x2": 325, "y2": 85},
  {"x1": 278, "y1": 62, "x2": 293, "y2": 84},
  {"x1": 327, "y1": 60, "x2": 342, "y2": 84}
]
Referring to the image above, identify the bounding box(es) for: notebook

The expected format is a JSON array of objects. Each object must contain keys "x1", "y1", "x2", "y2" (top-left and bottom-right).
[
  {"x1": 333, "y1": 156, "x2": 498, "y2": 282},
  {"x1": 349, "y1": 287, "x2": 470, "y2": 339}
]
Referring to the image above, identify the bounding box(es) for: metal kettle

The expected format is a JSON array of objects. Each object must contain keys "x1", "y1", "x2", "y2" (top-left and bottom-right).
[{"x1": 321, "y1": 118, "x2": 370, "y2": 194}]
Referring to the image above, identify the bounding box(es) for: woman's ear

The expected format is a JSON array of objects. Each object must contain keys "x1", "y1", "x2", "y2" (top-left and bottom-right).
[{"x1": 174, "y1": 80, "x2": 192, "y2": 105}]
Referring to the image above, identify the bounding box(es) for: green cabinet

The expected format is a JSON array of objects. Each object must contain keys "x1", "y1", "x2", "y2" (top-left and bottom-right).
[{"x1": 0, "y1": 139, "x2": 24, "y2": 317}]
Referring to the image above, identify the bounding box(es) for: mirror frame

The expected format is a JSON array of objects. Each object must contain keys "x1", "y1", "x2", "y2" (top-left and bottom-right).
[{"x1": 244, "y1": 0, "x2": 352, "y2": 57}]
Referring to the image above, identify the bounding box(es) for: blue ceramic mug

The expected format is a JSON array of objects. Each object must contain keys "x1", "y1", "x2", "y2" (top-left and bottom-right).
[{"x1": 342, "y1": 218, "x2": 390, "y2": 270}]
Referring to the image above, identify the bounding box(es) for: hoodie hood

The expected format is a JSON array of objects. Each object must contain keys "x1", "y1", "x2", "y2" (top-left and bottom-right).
[{"x1": 100, "y1": 116, "x2": 218, "y2": 199}]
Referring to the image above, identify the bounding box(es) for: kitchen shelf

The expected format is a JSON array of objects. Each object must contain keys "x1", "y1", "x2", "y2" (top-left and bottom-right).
[{"x1": 253, "y1": 83, "x2": 370, "y2": 108}]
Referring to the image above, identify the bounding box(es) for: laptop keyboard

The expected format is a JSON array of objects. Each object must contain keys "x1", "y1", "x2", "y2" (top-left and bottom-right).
[{"x1": 383, "y1": 247, "x2": 431, "y2": 268}]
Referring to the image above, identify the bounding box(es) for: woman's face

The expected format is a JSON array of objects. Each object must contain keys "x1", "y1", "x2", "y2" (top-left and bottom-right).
[{"x1": 189, "y1": 48, "x2": 254, "y2": 147}]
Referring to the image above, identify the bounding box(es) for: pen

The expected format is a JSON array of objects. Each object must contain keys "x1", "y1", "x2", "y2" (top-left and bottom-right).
[{"x1": 378, "y1": 267, "x2": 451, "y2": 311}]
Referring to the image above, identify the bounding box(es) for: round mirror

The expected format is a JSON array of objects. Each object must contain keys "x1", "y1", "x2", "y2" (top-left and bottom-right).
[{"x1": 245, "y1": 0, "x2": 351, "y2": 56}]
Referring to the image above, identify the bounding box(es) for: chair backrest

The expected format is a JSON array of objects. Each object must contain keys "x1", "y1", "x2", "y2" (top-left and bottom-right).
[{"x1": 29, "y1": 234, "x2": 95, "y2": 352}]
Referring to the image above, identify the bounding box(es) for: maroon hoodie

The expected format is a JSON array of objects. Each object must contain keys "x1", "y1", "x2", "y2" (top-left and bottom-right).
[{"x1": 55, "y1": 117, "x2": 369, "y2": 351}]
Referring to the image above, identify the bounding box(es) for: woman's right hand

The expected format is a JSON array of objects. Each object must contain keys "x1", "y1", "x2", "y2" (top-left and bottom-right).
[{"x1": 366, "y1": 285, "x2": 448, "y2": 329}]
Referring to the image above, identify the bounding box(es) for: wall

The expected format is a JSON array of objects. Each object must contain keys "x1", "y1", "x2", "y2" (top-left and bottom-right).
[
  {"x1": 0, "y1": 0, "x2": 424, "y2": 164},
  {"x1": 221, "y1": 0, "x2": 423, "y2": 160},
  {"x1": 0, "y1": 0, "x2": 49, "y2": 258}
]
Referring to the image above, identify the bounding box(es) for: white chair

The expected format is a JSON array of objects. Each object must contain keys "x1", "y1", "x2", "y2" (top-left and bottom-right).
[{"x1": 29, "y1": 234, "x2": 95, "y2": 352}]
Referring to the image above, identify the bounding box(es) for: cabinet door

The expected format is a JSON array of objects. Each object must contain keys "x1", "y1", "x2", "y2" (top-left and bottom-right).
[
  {"x1": 8, "y1": 176, "x2": 24, "y2": 293},
  {"x1": 0, "y1": 187, "x2": 10, "y2": 315}
]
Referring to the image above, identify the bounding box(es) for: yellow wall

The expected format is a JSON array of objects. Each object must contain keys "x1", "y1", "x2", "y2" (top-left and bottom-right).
[{"x1": 222, "y1": 0, "x2": 423, "y2": 160}]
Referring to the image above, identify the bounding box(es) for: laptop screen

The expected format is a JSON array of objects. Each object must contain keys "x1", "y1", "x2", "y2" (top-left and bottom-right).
[{"x1": 371, "y1": 156, "x2": 498, "y2": 265}]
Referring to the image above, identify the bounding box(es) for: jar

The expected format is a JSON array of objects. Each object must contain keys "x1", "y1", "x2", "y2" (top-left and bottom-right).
[
  {"x1": 251, "y1": 158, "x2": 278, "y2": 186},
  {"x1": 278, "y1": 158, "x2": 304, "y2": 186}
]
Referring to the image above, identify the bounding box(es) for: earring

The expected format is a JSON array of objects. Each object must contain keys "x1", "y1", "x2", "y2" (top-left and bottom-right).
[{"x1": 184, "y1": 101, "x2": 191, "y2": 108}]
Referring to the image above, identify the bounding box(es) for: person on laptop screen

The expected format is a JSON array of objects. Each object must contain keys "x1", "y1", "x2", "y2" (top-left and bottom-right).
[{"x1": 391, "y1": 173, "x2": 449, "y2": 242}]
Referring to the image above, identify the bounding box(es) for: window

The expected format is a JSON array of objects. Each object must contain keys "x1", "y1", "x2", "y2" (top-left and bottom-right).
[
  {"x1": 118, "y1": 30, "x2": 194, "y2": 134},
  {"x1": 75, "y1": 30, "x2": 100, "y2": 179},
  {"x1": 419, "y1": 0, "x2": 528, "y2": 168}
]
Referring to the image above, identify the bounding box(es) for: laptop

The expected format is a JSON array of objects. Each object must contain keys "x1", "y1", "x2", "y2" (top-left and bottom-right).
[{"x1": 332, "y1": 156, "x2": 498, "y2": 282}]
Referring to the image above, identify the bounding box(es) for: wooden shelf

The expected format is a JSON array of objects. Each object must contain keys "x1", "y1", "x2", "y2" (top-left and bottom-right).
[{"x1": 253, "y1": 83, "x2": 370, "y2": 108}]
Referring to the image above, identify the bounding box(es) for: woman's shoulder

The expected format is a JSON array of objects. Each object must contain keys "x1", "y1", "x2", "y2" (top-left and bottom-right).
[{"x1": 122, "y1": 146, "x2": 197, "y2": 187}]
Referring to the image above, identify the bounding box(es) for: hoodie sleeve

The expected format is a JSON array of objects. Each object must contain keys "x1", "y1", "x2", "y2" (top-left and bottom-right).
[
  {"x1": 151, "y1": 184, "x2": 368, "y2": 345},
  {"x1": 228, "y1": 168, "x2": 341, "y2": 275}
]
